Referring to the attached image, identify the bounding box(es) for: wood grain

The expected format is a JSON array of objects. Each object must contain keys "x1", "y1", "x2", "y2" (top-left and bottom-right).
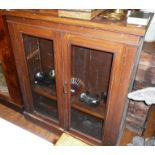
[{"x1": 2, "y1": 10, "x2": 149, "y2": 36}]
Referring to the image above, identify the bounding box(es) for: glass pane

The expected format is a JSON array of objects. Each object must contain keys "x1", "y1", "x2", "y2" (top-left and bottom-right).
[
  {"x1": 71, "y1": 109, "x2": 103, "y2": 140},
  {"x1": 22, "y1": 34, "x2": 59, "y2": 122},
  {"x1": 0, "y1": 64, "x2": 8, "y2": 94},
  {"x1": 70, "y1": 45, "x2": 113, "y2": 140},
  {"x1": 33, "y1": 93, "x2": 58, "y2": 121}
]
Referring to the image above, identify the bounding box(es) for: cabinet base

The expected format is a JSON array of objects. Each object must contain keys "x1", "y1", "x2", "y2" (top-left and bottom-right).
[
  {"x1": 24, "y1": 111, "x2": 103, "y2": 145},
  {"x1": 0, "y1": 99, "x2": 23, "y2": 113},
  {"x1": 24, "y1": 111, "x2": 63, "y2": 137}
]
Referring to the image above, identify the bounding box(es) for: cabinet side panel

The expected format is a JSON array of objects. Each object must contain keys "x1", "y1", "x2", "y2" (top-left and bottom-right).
[
  {"x1": 117, "y1": 39, "x2": 144, "y2": 145},
  {"x1": 1, "y1": 17, "x2": 23, "y2": 107}
]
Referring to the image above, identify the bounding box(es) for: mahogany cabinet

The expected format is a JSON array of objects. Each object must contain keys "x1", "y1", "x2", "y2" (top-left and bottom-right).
[
  {"x1": 0, "y1": 14, "x2": 22, "y2": 109},
  {"x1": 3, "y1": 10, "x2": 150, "y2": 145}
]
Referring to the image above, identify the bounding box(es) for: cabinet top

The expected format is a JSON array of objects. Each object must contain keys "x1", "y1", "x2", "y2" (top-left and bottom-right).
[{"x1": 2, "y1": 9, "x2": 152, "y2": 36}]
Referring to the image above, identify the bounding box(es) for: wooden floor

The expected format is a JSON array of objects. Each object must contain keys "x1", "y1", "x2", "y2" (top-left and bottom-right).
[
  {"x1": 0, "y1": 103, "x2": 155, "y2": 146},
  {"x1": 0, "y1": 103, "x2": 59, "y2": 144},
  {"x1": 120, "y1": 105, "x2": 155, "y2": 145}
]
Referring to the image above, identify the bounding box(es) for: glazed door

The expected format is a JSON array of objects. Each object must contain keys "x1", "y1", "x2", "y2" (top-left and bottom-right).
[
  {"x1": 7, "y1": 22, "x2": 64, "y2": 126},
  {"x1": 63, "y1": 34, "x2": 126, "y2": 145}
]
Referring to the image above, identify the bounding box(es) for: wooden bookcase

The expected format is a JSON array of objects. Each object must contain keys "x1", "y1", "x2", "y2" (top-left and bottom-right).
[{"x1": 2, "y1": 10, "x2": 150, "y2": 145}]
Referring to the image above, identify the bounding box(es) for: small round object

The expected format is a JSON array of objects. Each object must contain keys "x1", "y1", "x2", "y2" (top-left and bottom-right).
[
  {"x1": 44, "y1": 69, "x2": 55, "y2": 85},
  {"x1": 34, "y1": 72, "x2": 45, "y2": 84},
  {"x1": 79, "y1": 92, "x2": 87, "y2": 102},
  {"x1": 48, "y1": 69, "x2": 55, "y2": 80},
  {"x1": 79, "y1": 91, "x2": 100, "y2": 106},
  {"x1": 70, "y1": 77, "x2": 84, "y2": 95}
]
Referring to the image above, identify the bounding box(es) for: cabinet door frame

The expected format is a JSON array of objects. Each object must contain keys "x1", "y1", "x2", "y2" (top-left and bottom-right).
[
  {"x1": 63, "y1": 33, "x2": 127, "y2": 145},
  {"x1": 7, "y1": 21, "x2": 64, "y2": 127}
]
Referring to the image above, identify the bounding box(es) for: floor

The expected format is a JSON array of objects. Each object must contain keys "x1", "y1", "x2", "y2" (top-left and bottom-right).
[
  {"x1": 0, "y1": 103, "x2": 155, "y2": 146},
  {"x1": 120, "y1": 105, "x2": 155, "y2": 145},
  {"x1": 0, "y1": 103, "x2": 59, "y2": 144}
]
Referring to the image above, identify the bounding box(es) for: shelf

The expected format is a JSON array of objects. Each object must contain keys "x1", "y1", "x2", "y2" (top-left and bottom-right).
[
  {"x1": 39, "y1": 100, "x2": 57, "y2": 111},
  {"x1": 32, "y1": 85, "x2": 57, "y2": 101},
  {"x1": 71, "y1": 95, "x2": 106, "y2": 120}
]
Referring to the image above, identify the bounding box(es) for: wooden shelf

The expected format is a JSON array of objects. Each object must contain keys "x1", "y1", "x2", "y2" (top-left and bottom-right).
[
  {"x1": 32, "y1": 85, "x2": 57, "y2": 101},
  {"x1": 71, "y1": 96, "x2": 106, "y2": 120},
  {"x1": 39, "y1": 101, "x2": 57, "y2": 110}
]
